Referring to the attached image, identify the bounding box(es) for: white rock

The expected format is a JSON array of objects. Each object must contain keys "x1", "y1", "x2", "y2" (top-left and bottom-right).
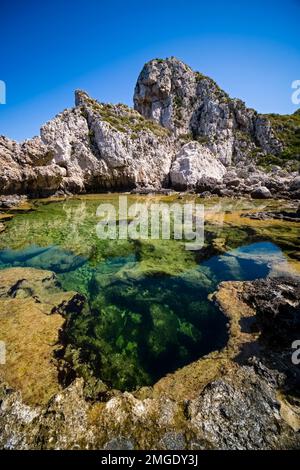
[{"x1": 170, "y1": 142, "x2": 226, "y2": 190}]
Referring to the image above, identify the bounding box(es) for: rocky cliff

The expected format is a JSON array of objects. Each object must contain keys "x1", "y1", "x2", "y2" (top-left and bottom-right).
[{"x1": 0, "y1": 57, "x2": 299, "y2": 198}]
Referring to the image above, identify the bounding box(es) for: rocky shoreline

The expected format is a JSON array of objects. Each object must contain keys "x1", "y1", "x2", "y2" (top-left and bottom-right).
[{"x1": 0, "y1": 267, "x2": 299, "y2": 450}]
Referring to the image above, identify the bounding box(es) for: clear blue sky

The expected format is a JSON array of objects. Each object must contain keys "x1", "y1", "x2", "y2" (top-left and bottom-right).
[{"x1": 0, "y1": 0, "x2": 299, "y2": 141}]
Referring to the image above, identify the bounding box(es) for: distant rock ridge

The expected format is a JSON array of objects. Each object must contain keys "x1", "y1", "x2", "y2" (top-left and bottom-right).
[{"x1": 0, "y1": 57, "x2": 299, "y2": 197}]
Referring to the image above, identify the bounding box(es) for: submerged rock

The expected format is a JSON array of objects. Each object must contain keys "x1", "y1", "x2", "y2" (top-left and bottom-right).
[
  {"x1": 242, "y1": 206, "x2": 300, "y2": 223},
  {"x1": 170, "y1": 141, "x2": 226, "y2": 190},
  {"x1": 0, "y1": 268, "x2": 85, "y2": 405}
]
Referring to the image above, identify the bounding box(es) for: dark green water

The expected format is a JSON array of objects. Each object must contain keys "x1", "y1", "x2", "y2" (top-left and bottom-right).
[{"x1": 0, "y1": 196, "x2": 298, "y2": 390}]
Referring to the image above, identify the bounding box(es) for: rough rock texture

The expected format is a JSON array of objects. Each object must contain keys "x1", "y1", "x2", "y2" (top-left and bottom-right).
[
  {"x1": 0, "y1": 268, "x2": 85, "y2": 405},
  {"x1": 40, "y1": 91, "x2": 177, "y2": 192},
  {"x1": 1, "y1": 270, "x2": 300, "y2": 449},
  {"x1": 170, "y1": 141, "x2": 226, "y2": 190},
  {"x1": 188, "y1": 365, "x2": 285, "y2": 450},
  {"x1": 251, "y1": 186, "x2": 271, "y2": 199},
  {"x1": 241, "y1": 205, "x2": 300, "y2": 223},
  {"x1": 0, "y1": 57, "x2": 298, "y2": 198},
  {"x1": 134, "y1": 57, "x2": 284, "y2": 165},
  {"x1": 244, "y1": 277, "x2": 300, "y2": 347},
  {"x1": 0, "y1": 136, "x2": 65, "y2": 197}
]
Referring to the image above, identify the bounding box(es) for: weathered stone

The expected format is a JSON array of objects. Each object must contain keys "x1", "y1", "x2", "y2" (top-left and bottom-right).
[
  {"x1": 289, "y1": 176, "x2": 300, "y2": 191},
  {"x1": 170, "y1": 141, "x2": 226, "y2": 190},
  {"x1": 251, "y1": 186, "x2": 272, "y2": 199},
  {"x1": 1, "y1": 274, "x2": 300, "y2": 449}
]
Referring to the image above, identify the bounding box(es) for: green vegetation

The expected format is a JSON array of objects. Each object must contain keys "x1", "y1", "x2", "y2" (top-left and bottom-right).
[
  {"x1": 178, "y1": 133, "x2": 194, "y2": 142},
  {"x1": 234, "y1": 129, "x2": 252, "y2": 143},
  {"x1": 262, "y1": 110, "x2": 300, "y2": 169},
  {"x1": 81, "y1": 96, "x2": 170, "y2": 138},
  {"x1": 173, "y1": 95, "x2": 184, "y2": 123},
  {"x1": 196, "y1": 135, "x2": 210, "y2": 144},
  {"x1": 195, "y1": 71, "x2": 209, "y2": 82}
]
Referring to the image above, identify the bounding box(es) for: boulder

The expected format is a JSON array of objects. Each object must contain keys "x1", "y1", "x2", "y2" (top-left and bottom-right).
[
  {"x1": 251, "y1": 186, "x2": 272, "y2": 199},
  {"x1": 289, "y1": 176, "x2": 300, "y2": 191},
  {"x1": 170, "y1": 141, "x2": 226, "y2": 190}
]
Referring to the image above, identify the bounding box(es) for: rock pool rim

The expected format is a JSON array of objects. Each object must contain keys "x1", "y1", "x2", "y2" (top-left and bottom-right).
[{"x1": 0, "y1": 195, "x2": 299, "y2": 394}]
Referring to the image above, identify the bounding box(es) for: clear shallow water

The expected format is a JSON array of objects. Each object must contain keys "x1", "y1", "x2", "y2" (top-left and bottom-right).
[{"x1": 0, "y1": 196, "x2": 298, "y2": 390}]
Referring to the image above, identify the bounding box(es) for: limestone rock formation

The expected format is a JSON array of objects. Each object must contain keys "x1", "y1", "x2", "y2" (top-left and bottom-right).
[
  {"x1": 40, "y1": 91, "x2": 175, "y2": 193},
  {"x1": 134, "y1": 57, "x2": 284, "y2": 167},
  {"x1": 0, "y1": 268, "x2": 85, "y2": 405},
  {"x1": 0, "y1": 136, "x2": 65, "y2": 196},
  {"x1": 0, "y1": 57, "x2": 298, "y2": 197}
]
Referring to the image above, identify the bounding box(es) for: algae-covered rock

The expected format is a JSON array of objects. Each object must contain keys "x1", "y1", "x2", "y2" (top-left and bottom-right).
[{"x1": 0, "y1": 267, "x2": 85, "y2": 405}]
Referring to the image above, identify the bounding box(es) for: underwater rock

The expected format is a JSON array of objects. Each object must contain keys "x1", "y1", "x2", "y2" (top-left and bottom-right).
[
  {"x1": 24, "y1": 246, "x2": 86, "y2": 273},
  {"x1": 0, "y1": 246, "x2": 50, "y2": 264},
  {"x1": 241, "y1": 208, "x2": 300, "y2": 223},
  {"x1": 0, "y1": 267, "x2": 85, "y2": 405},
  {"x1": 0, "y1": 246, "x2": 86, "y2": 273}
]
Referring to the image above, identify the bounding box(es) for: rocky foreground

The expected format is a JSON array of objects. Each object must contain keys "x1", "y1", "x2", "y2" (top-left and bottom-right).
[
  {"x1": 0, "y1": 267, "x2": 299, "y2": 450},
  {"x1": 0, "y1": 57, "x2": 299, "y2": 199}
]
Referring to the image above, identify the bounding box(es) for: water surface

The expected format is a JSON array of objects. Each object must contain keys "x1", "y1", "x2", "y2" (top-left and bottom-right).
[{"x1": 0, "y1": 195, "x2": 298, "y2": 390}]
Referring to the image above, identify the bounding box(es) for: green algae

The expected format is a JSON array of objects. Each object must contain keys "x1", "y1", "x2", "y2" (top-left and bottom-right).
[{"x1": 0, "y1": 195, "x2": 299, "y2": 391}]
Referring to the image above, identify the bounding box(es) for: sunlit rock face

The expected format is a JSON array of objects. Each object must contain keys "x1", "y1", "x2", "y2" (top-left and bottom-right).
[
  {"x1": 0, "y1": 57, "x2": 298, "y2": 197},
  {"x1": 0, "y1": 135, "x2": 65, "y2": 196},
  {"x1": 170, "y1": 141, "x2": 226, "y2": 190},
  {"x1": 0, "y1": 267, "x2": 85, "y2": 405},
  {"x1": 40, "y1": 90, "x2": 175, "y2": 192},
  {"x1": 134, "y1": 57, "x2": 283, "y2": 166}
]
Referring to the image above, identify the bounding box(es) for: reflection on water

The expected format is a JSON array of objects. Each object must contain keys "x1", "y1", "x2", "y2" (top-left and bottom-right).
[{"x1": 0, "y1": 196, "x2": 299, "y2": 390}]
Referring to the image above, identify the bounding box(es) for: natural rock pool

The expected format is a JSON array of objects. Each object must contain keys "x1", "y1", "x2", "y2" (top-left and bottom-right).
[{"x1": 0, "y1": 195, "x2": 299, "y2": 392}]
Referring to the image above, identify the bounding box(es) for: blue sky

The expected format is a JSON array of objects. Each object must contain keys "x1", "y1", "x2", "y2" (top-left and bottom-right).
[{"x1": 0, "y1": 0, "x2": 299, "y2": 141}]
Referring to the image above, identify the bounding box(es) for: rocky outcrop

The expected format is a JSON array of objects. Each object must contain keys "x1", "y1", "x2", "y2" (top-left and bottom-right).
[
  {"x1": 43, "y1": 90, "x2": 175, "y2": 191},
  {"x1": 134, "y1": 57, "x2": 284, "y2": 167},
  {"x1": 241, "y1": 205, "x2": 300, "y2": 222},
  {"x1": 0, "y1": 136, "x2": 66, "y2": 197},
  {"x1": 244, "y1": 277, "x2": 300, "y2": 347},
  {"x1": 0, "y1": 57, "x2": 298, "y2": 197}
]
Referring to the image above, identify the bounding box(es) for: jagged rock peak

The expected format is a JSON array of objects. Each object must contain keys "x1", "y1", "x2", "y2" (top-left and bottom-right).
[
  {"x1": 133, "y1": 56, "x2": 232, "y2": 133},
  {"x1": 134, "y1": 56, "x2": 284, "y2": 165},
  {"x1": 74, "y1": 89, "x2": 90, "y2": 107}
]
